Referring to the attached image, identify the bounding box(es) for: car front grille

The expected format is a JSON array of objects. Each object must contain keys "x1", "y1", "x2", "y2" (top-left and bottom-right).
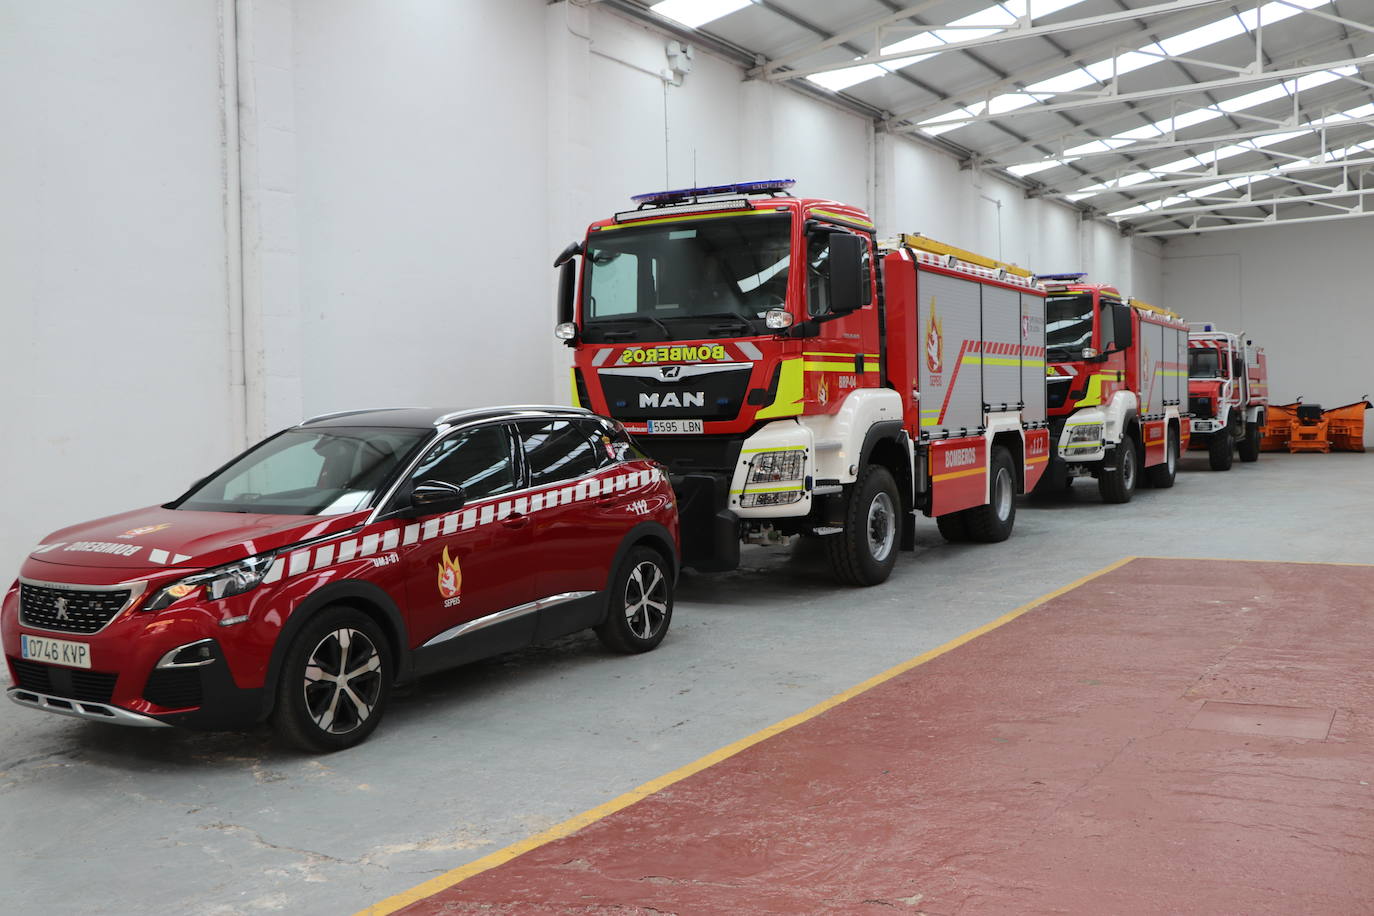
[
  {"x1": 8, "y1": 657, "x2": 118, "y2": 703},
  {"x1": 20, "y1": 583, "x2": 132, "y2": 634},
  {"x1": 142, "y1": 668, "x2": 203, "y2": 710}
]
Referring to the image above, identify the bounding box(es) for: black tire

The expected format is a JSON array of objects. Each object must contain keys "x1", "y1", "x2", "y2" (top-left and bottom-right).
[
  {"x1": 826, "y1": 465, "x2": 900, "y2": 587},
  {"x1": 1144, "y1": 426, "x2": 1179, "y2": 489},
  {"x1": 963, "y1": 446, "x2": 1017, "y2": 543},
  {"x1": 1098, "y1": 433, "x2": 1139, "y2": 504},
  {"x1": 272, "y1": 607, "x2": 392, "y2": 753},
  {"x1": 1208, "y1": 430, "x2": 1234, "y2": 471},
  {"x1": 595, "y1": 546, "x2": 673, "y2": 653},
  {"x1": 935, "y1": 511, "x2": 970, "y2": 543},
  {"x1": 1238, "y1": 421, "x2": 1260, "y2": 463}
]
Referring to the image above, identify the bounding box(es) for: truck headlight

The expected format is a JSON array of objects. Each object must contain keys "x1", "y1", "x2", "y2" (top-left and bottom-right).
[
  {"x1": 747, "y1": 450, "x2": 804, "y2": 483},
  {"x1": 144, "y1": 554, "x2": 277, "y2": 611},
  {"x1": 740, "y1": 491, "x2": 804, "y2": 507},
  {"x1": 1066, "y1": 423, "x2": 1103, "y2": 444}
]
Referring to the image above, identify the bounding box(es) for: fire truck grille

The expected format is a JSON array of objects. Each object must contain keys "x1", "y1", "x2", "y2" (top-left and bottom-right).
[
  {"x1": 8, "y1": 657, "x2": 119, "y2": 703},
  {"x1": 1189, "y1": 396, "x2": 1214, "y2": 418},
  {"x1": 20, "y1": 584, "x2": 132, "y2": 634},
  {"x1": 599, "y1": 368, "x2": 752, "y2": 421}
]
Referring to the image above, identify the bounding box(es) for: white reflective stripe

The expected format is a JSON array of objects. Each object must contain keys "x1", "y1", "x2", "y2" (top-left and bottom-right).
[
  {"x1": 359, "y1": 533, "x2": 379, "y2": 556},
  {"x1": 337, "y1": 540, "x2": 357, "y2": 563},
  {"x1": 149, "y1": 549, "x2": 169, "y2": 565},
  {"x1": 313, "y1": 544, "x2": 334, "y2": 569},
  {"x1": 736, "y1": 341, "x2": 763, "y2": 360},
  {"x1": 262, "y1": 557, "x2": 285, "y2": 584},
  {"x1": 441, "y1": 513, "x2": 459, "y2": 535},
  {"x1": 512, "y1": 496, "x2": 528, "y2": 515},
  {"x1": 288, "y1": 551, "x2": 311, "y2": 576},
  {"x1": 460, "y1": 508, "x2": 478, "y2": 530},
  {"x1": 422, "y1": 518, "x2": 441, "y2": 540},
  {"x1": 530, "y1": 492, "x2": 545, "y2": 512},
  {"x1": 382, "y1": 529, "x2": 400, "y2": 551},
  {"x1": 173, "y1": 553, "x2": 191, "y2": 563},
  {"x1": 479, "y1": 505, "x2": 496, "y2": 525},
  {"x1": 591, "y1": 348, "x2": 613, "y2": 367},
  {"x1": 402, "y1": 524, "x2": 420, "y2": 546},
  {"x1": 495, "y1": 501, "x2": 513, "y2": 521}
]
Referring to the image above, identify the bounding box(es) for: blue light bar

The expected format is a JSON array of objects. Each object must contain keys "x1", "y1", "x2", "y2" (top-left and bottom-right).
[
  {"x1": 631, "y1": 178, "x2": 795, "y2": 205},
  {"x1": 1036, "y1": 272, "x2": 1087, "y2": 282}
]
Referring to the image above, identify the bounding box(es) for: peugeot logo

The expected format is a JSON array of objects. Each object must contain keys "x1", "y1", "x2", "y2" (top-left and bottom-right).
[
  {"x1": 54, "y1": 596, "x2": 70, "y2": 621},
  {"x1": 658, "y1": 366, "x2": 682, "y2": 380}
]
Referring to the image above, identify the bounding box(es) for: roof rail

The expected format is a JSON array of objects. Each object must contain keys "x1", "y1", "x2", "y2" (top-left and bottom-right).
[
  {"x1": 900, "y1": 233, "x2": 1034, "y2": 279},
  {"x1": 300, "y1": 407, "x2": 417, "y2": 425}
]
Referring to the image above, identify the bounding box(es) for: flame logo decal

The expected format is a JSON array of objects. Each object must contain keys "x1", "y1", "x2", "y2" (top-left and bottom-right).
[
  {"x1": 926, "y1": 296, "x2": 943, "y2": 374},
  {"x1": 437, "y1": 546, "x2": 462, "y2": 600}
]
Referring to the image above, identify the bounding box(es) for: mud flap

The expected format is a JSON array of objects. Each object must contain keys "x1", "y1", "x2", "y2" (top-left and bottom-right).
[{"x1": 673, "y1": 474, "x2": 741, "y2": 572}]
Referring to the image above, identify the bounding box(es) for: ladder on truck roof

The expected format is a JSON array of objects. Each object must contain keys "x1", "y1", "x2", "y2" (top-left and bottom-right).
[{"x1": 897, "y1": 233, "x2": 1035, "y2": 279}]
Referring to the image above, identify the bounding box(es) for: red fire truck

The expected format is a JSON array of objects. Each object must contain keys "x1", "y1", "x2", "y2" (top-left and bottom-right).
[
  {"x1": 1038, "y1": 275, "x2": 1189, "y2": 502},
  {"x1": 553, "y1": 180, "x2": 1050, "y2": 586},
  {"x1": 1187, "y1": 323, "x2": 1268, "y2": 470}
]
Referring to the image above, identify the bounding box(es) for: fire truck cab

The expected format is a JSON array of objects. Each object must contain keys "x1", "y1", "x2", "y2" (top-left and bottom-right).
[
  {"x1": 1040, "y1": 276, "x2": 1189, "y2": 503},
  {"x1": 1187, "y1": 323, "x2": 1268, "y2": 470},
  {"x1": 554, "y1": 180, "x2": 1049, "y2": 586}
]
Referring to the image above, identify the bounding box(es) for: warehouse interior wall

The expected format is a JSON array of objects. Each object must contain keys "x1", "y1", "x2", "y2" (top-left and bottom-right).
[
  {"x1": 1162, "y1": 220, "x2": 1374, "y2": 444},
  {"x1": 1, "y1": 0, "x2": 1168, "y2": 583}
]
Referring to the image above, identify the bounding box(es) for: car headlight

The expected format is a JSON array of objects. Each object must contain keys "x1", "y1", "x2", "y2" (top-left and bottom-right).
[
  {"x1": 747, "y1": 450, "x2": 805, "y2": 483},
  {"x1": 144, "y1": 554, "x2": 277, "y2": 611},
  {"x1": 1066, "y1": 423, "x2": 1103, "y2": 444}
]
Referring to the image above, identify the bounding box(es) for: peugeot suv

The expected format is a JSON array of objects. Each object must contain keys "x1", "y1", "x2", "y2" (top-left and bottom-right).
[{"x1": 3, "y1": 406, "x2": 679, "y2": 751}]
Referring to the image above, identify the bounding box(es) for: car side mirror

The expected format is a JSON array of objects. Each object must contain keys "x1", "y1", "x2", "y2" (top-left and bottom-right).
[
  {"x1": 407, "y1": 480, "x2": 466, "y2": 517},
  {"x1": 825, "y1": 232, "x2": 864, "y2": 316}
]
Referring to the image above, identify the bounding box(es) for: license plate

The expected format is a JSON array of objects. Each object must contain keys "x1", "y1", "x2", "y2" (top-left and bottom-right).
[
  {"x1": 21, "y1": 634, "x2": 91, "y2": 669},
  {"x1": 647, "y1": 419, "x2": 703, "y2": 435}
]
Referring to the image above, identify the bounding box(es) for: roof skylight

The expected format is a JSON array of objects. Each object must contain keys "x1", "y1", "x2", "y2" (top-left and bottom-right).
[{"x1": 650, "y1": 0, "x2": 752, "y2": 30}]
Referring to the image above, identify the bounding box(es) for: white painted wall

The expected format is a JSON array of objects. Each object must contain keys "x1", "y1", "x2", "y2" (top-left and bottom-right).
[
  {"x1": 1162, "y1": 220, "x2": 1374, "y2": 443},
  {"x1": 0, "y1": 0, "x2": 236, "y2": 584},
  {"x1": 3, "y1": 0, "x2": 1182, "y2": 586}
]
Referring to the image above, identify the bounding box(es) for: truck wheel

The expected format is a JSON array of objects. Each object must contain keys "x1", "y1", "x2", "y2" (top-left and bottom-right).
[
  {"x1": 963, "y1": 447, "x2": 1017, "y2": 543},
  {"x1": 935, "y1": 511, "x2": 970, "y2": 543},
  {"x1": 1238, "y1": 422, "x2": 1260, "y2": 463},
  {"x1": 272, "y1": 607, "x2": 392, "y2": 753},
  {"x1": 1208, "y1": 431, "x2": 1234, "y2": 471},
  {"x1": 595, "y1": 546, "x2": 673, "y2": 653},
  {"x1": 1098, "y1": 434, "x2": 1139, "y2": 504},
  {"x1": 1144, "y1": 428, "x2": 1178, "y2": 489},
  {"x1": 826, "y1": 465, "x2": 900, "y2": 587}
]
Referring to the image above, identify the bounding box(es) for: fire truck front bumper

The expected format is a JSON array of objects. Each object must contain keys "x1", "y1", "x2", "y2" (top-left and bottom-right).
[{"x1": 1190, "y1": 418, "x2": 1224, "y2": 434}]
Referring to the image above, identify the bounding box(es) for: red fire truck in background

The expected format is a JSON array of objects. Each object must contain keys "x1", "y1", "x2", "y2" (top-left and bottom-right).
[
  {"x1": 553, "y1": 180, "x2": 1050, "y2": 586},
  {"x1": 1038, "y1": 275, "x2": 1190, "y2": 503},
  {"x1": 1187, "y1": 323, "x2": 1268, "y2": 470}
]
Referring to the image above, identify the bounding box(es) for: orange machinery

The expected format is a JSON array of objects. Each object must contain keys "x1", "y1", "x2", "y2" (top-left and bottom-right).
[
  {"x1": 1288, "y1": 403, "x2": 1330, "y2": 453},
  {"x1": 1324, "y1": 399, "x2": 1372, "y2": 452},
  {"x1": 1261, "y1": 402, "x2": 1297, "y2": 451}
]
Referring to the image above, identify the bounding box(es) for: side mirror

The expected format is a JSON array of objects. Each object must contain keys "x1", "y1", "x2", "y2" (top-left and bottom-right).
[
  {"x1": 555, "y1": 258, "x2": 578, "y2": 344},
  {"x1": 1112, "y1": 304, "x2": 1133, "y2": 351},
  {"x1": 825, "y1": 233, "x2": 864, "y2": 316},
  {"x1": 407, "y1": 480, "x2": 466, "y2": 517}
]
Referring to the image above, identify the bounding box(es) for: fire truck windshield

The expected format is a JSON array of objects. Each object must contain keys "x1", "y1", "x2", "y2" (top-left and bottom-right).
[
  {"x1": 1045, "y1": 293, "x2": 1095, "y2": 360},
  {"x1": 580, "y1": 214, "x2": 791, "y2": 342},
  {"x1": 1188, "y1": 348, "x2": 1222, "y2": 378}
]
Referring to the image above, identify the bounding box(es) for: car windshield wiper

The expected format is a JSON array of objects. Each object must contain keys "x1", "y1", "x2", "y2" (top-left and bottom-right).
[
  {"x1": 678, "y1": 312, "x2": 755, "y2": 332},
  {"x1": 1046, "y1": 346, "x2": 1076, "y2": 362},
  {"x1": 590, "y1": 314, "x2": 673, "y2": 339}
]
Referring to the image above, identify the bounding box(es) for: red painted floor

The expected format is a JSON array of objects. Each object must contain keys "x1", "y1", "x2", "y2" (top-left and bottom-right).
[{"x1": 399, "y1": 559, "x2": 1374, "y2": 914}]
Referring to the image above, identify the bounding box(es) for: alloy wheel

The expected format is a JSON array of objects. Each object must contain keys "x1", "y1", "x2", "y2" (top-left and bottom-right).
[
  {"x1": 303, "y1": 627, "x2": 383, "y2": 735},
  {"x1": 623, "y1": 561, "x2": 668, "y2": 639}
]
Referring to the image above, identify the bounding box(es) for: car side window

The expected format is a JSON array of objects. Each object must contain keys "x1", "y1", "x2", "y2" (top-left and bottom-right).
[
  {"x1": 516, "y1": 420, "x2": 607, "y2": 487},
  {"x1": 409, "y1": 424, "x2": 516, "y2": 501}
]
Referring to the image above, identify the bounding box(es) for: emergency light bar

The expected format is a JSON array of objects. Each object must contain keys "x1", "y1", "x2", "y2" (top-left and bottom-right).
[
  {"x1": 1035, "y1": 272, "x2": 1087, "y2": 282},
  {"x1": 630, "y1": 178, "x2": 795, "y2": 205}
]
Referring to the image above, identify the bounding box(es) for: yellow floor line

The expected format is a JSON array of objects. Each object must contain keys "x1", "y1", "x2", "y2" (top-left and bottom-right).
[{"x1": 355, "y1": 556, "x2": 1138, "y2": 916}]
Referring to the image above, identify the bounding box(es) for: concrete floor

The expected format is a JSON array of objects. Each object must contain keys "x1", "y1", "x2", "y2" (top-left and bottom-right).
[{"x1": 1, "y1": 452, "x2": 1370, "y2": 915}]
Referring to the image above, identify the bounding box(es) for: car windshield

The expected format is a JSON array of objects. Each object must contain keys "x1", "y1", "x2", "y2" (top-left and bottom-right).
[
  {"x1": 581, "y1": 214, "x2": 791, "y2": 342},
  {"x1": 1189, "y1": 348, "x2": 1222, "y2": 378},
  {"x1": 1045, "y1": 294, "x2": 1095, "y2": 360},
  {"x1": 174, "y1": 426, "x2": 431, "y2": 515}
]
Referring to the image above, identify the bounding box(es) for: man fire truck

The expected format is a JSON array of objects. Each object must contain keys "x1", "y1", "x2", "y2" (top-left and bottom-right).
[
  {"x1": 552, "y1": 179, "x2": 1049, "y2": 586},
  {"x1": 1037, "y1": 274, "x2": 1189, "y2": 503},
  {"x1": 1187, "y1": 322, "x2": 1268, "y2": 470}
]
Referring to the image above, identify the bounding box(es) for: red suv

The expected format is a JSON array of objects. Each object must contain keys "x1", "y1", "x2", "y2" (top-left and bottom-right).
[{"x1": 3, "y1": 407, "x2": 678, "y2": 750}]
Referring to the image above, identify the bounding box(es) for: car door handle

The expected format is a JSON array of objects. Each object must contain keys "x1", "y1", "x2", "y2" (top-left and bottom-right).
[{"x1": 501, "y1": 512, "x2": 530, "y2": 529}]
